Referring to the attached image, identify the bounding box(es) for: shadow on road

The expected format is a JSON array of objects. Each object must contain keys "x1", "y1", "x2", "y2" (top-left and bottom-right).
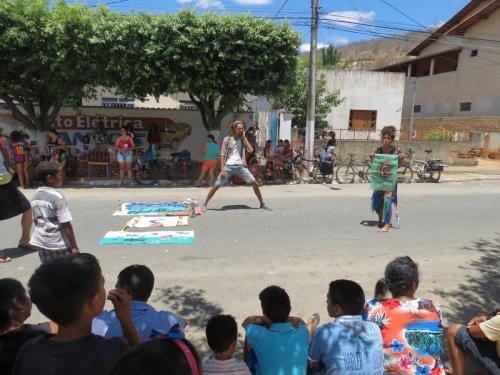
[
  {"x1": 152, "y1": 285, "x2": 224, "y2": 355},
  {"x1": 2, "y1": 246, "x2": 36, "y2": 260},
  {"x1": 433, "y1": 235, "x2": 500, "y2": 323},
  {"x1": 359, "y1": 220, "x2": 381, "y2": 228},
  {"x1": 209, "y1": 205, "x2": 258, "y2": 211}
]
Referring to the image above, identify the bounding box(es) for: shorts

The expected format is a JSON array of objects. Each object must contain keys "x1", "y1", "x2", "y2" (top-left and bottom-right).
[
  {"x1": 215, "y1": 164, "x2": 255, "y2": 186},
  {"x1": 455, "y1": 325, "x2": 500, "y2": 375},
  {"x1": 35, "y1": 247, "x2": 73, "y2": 264},
  {"x1": 0, "y1": 181, "x2": 31, "y2": 221},
  {"x1": 15, "y1": 156, "x2": 26, "y2": 164},
  {"x1": 117, "y1": 151, "x2": 133, "y2": 164},
  {"x1": 202, "y1": 159, "x2": 217, "y2": 169}
]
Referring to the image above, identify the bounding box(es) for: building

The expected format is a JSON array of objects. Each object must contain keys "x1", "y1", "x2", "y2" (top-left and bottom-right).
[
  {"x1": 375, "y1": 0, "x2": 500, "y2": 147},
  {"x1": 323, "y1": 70, "x2": 406, "y2": 140}
]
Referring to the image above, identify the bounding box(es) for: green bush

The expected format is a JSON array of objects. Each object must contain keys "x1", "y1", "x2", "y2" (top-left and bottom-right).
[{"x1": 425, "y1": 128, "x2": 453, "y2": 141}]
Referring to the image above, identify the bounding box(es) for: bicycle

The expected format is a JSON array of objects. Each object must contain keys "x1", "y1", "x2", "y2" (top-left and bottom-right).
[
  {"x1": 396, "y1": 149, "x2": 415, "y2": 183},
  {"x1": 335, "y1": 153, "x2": 371, "y2": 184},
  {"x1": 412, "y1": 149, "x2": 444, "y2": 183},
  {"x1": 311, "y1": 153, "x2": 336, "y2": 184}
]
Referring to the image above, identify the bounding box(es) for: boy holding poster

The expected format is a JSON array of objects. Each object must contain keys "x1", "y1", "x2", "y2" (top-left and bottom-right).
[{"x1": 369, "y1": 126, "x2": 404, "y2": 233}]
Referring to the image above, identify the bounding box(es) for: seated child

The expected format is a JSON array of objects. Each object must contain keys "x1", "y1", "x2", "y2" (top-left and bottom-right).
[
  {"x1": 0, "y1": 278, "x2": 57, "y2": 374},
  {"x1": 93, "y1": 264, "x2": 185, "y2": 342},
  {"x1": 309, "y1": 280, "x2": 384, "y2": 375},
  {"x1": 204, "y1": 315, "x2": 251, "y2": 375},
  {"x1": 29, "y1": 161, "x2": 79, "y2": 263},
  {"x1": 110, "y1": 337, "x2": 201, "y2": 375},
  {"x1": 243, "y1": 285, "x2": 309, "y2": 375},
  {"x1": 12, "y1": 253, "x2": 139, "y2": 375}
]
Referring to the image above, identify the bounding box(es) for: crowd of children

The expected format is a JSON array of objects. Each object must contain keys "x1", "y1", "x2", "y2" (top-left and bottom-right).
[{"x1": 1, "y1": 253, "x2": 499, "y2": 375}]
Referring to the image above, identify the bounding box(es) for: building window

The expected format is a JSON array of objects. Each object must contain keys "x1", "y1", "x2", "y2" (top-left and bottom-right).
[
  {"x1": 349, "y1": 110, "x2": 377, "y2": 130},
  {"x1": 101, "y1": 97, "x2": 135, "y2": 108},
  {"x1": 460, "y1": 102, "x2": 472, "y2": 112},
  {"x1": 414, "y1": 105, "x2": 422, "y2": 113},
  {"x1": 470, "y1": 49, "x2": 478, "y2": 57}
]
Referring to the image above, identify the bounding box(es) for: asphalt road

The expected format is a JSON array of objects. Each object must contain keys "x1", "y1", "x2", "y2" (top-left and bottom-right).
[{"x1": 1, "y1": 180, "x2": 499, "y2": 353}]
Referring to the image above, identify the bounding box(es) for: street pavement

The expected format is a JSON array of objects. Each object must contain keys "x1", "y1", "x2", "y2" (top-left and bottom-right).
[{"x1": 1, "y1": 180, "x2": 499, "y2": 354}]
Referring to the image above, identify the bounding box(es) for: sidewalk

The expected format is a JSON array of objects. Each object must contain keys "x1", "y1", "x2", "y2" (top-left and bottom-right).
[
  {"x1": 63, "y1": 166, "x2": 500, "y2": 187},
  {"x1": 441, "y1": 166, "x2": 500, "y2": 182}
]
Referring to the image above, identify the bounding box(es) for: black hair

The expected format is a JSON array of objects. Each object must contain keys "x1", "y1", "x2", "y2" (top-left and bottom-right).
[
  {"x1": 377, "y1": 256, "x2": 419, "y2": 298},
  {"x1": 28, "y1": 253, "x2": 102, "y2": 325},
  {"x1": 381, "y1": 126, "x2": 396, "y2": 141},
  {"x1": 0, "y1": 278, "x2": 27, "y2": 330},
  {"x1": 117, "y1": 265, "x2": 154, "y2": 302},
  {"x1": 207, "y1": 134, "x2": 216, "y2": 144},
  {"x1": 48, "y1": 129, "x2": 59, "y2": 135},
  {"x1": 110, "y1": 338, "x2": 201, "y2": 375},
  {"x1": 206, "y1": 315, "x2": 237, "y2": 353},
  {"x1": 328, "y1": 280, "x2": 365, "y2": 315},
  {"x1": 259, "y1": 285, "x2": 291, "y2": 323},
  {"x1": 10, "y1": 131, "x2": 22, "y2": 142},
  {"x1": 34, "y1": 161, "x2": 61, "y2": 183}
]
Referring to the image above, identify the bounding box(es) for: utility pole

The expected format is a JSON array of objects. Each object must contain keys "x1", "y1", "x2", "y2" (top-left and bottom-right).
[
  {"x1": 408, "y1": 80, "x2": 416, "y2": 141},
  {"x1": 305, "y1": 0, "x2": 319, "y2": 169}
]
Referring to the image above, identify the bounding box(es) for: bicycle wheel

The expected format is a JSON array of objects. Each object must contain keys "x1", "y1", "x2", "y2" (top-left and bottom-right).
[
  {"x1": 134, "y1": 161, "x2": 159, "y2": 185},
  {"x1": 426, "y1": 169, "x2": 441, "y2": 183},
  {"x1": 363, "y1": 166, "x2": 371, "y2": 183},
  {"x1": 397, "y1": 165, "x2": 414, "y2": 183},
  {"x1": 336, "y1": 166, "x2": 356, "y2": 184}
]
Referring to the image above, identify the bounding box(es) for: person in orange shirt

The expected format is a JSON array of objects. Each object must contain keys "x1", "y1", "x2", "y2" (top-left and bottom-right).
[{"x1": 364, "y1": 256, "x2": 445, "y2": 375}]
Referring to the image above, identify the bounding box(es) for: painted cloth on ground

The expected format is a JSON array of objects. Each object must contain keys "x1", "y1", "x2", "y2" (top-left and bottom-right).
[{"x1": 99, "y1": 230, "x2": 194, "y2": 245}]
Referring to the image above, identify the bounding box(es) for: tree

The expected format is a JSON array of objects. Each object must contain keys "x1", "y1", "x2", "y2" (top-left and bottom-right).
[
  {"x1": 273, "y1": 59, "x2": 343, "y2": 129},
  {"x1": 0, "y1": 0, "x2": 106, "y2": 131},
  {"x1": 320, "y1": 44, "x2": 343, "y2": 69},
  {"x1": 111, "y1": 11, "x2": 302, "y2": 131}
]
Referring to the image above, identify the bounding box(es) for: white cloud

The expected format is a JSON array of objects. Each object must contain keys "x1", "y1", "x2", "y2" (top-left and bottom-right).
[
  {"x1": 196, "y1": 0, "x2": 224, "y2": 8},
  {"x1": 234, "y1": 0, "x2": 272, "y2": 5},
  {"x1": 331, "y1": 36, "x2": 349, "y2": 46},
  {"x1": 300, "y1": 43, "x2": 329, "y2": 53},
  {"x1": 323, "y1": 10, "x2": 375, "y2": 28},
  {"x1": 177, "y1": 0, "x2": 224, "y2": 9}
]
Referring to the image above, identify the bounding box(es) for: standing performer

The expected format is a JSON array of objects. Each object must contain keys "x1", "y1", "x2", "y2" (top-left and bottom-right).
[
  {"x1": 369, "y1": 126, "x2": 404, "y2": 233},
  {"x1": 203, "y1": 121, "x2": 268, "y2": 210}
]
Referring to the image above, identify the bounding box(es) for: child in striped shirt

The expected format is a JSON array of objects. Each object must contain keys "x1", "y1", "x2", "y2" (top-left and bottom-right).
[{"x1": 204, "y1": 315, "x2": 251, "y2": 375}]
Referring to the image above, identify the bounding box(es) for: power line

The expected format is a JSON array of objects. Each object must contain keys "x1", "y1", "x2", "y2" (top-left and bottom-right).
[
  {"x1": 377, "y1": 0, "x2": 426, "y2": 28},
  {"x1": 274, "y1": 0, "x2": 291, "y2": 18}
]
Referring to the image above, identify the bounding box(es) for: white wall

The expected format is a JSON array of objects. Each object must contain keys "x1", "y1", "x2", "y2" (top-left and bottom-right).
[
  {"x1": 323, "y1": 70, "x2": 405, "y2": 138},
  {"x1": 402, "y1": 7, "x2": 500, "y2": 119}
]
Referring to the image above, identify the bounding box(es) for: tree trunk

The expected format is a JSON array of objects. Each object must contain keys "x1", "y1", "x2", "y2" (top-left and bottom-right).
[{"x1": 189, "y1": 93, "x2": 228, "y2": 132}]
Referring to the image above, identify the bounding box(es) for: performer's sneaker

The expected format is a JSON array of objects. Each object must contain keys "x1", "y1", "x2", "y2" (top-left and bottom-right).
[{"x1": 201, "y1": 203, "x2": 207, "y2": 213}]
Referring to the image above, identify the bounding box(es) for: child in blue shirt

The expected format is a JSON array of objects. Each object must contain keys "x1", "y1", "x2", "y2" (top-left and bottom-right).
[{"x1": 243, "y1": 285, "x2": 309, "y2": 375}]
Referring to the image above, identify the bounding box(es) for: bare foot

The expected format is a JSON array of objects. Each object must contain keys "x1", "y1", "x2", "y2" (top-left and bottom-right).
[
  {"x1": 373, "y1": 221, "x2": 383, "y2": 228},
  {"x1": 379, "y1": 225, "x2": 391, "y2": 233}
]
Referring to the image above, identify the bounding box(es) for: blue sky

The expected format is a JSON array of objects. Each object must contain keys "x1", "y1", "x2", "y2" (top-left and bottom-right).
[{"x1": 77, "y1": 0, "x2": 470, "y2": 50}]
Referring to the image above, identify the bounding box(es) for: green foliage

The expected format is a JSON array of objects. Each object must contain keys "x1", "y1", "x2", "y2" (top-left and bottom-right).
[
  {"x1": 0, "y1": 5, "x2": 300, "y2": 131},
  {"x1": 320, "y1": 45, "x2": 342, "y2": 69},
  {"x1": 425, "y1": 127, "x2": 453, "y2": 141},
  {"x1": 273, "y1": 59, "x2": 343, "y2": 129},
  {"x1": 0, "y1": 0, "x2": 107, "y2": 130},
  {"x1": 110, "y1": 10, "x2": 301, "y2": 130}
]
